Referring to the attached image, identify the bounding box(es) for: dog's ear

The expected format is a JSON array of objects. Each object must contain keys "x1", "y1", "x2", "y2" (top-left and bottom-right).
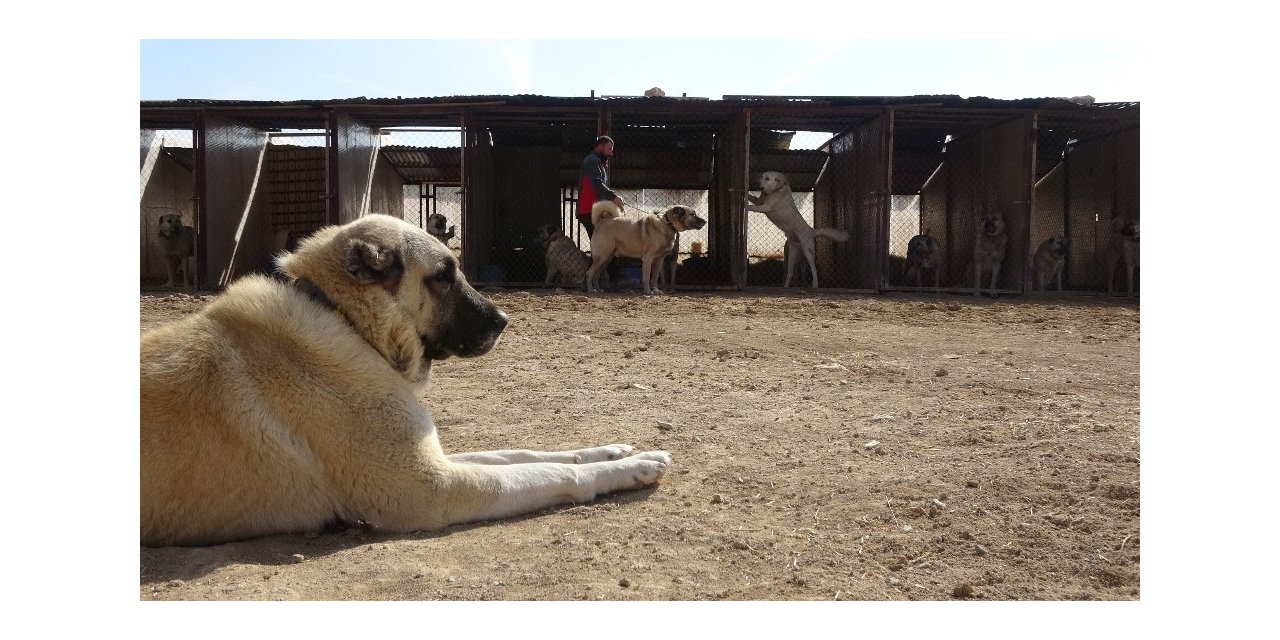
[{"x1": 345, "y1": 238, "x2": 404, "y2": 285}]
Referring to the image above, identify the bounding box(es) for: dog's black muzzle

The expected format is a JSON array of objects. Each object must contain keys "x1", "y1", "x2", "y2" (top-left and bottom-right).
[{"x1": 424, "y1": 284, "x2": 508, "y2": 360}]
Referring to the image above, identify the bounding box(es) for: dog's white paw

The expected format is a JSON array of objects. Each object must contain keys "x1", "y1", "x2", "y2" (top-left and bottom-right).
[
  {"x1": 575, "y1": 444, "x2": 636, "y2": 463},
  {"x1": 631, "y1": 450, "x2": 672, "y2": 466},
  {"x1": 626, "y1": 451, "x2": 672, "y2": 486}
]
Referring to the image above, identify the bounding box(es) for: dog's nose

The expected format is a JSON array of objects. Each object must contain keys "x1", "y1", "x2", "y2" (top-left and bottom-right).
[{"x1": 490, "y1": 307, "x2": 509, "y2": 333}]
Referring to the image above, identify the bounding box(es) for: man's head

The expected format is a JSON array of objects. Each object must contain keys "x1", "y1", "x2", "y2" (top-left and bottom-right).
[{"x1": 593, "y1": 135, "x2": 615, "y2": 157}]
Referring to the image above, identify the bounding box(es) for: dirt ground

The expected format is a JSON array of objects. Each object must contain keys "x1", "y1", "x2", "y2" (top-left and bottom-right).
[{"x1": 139, "y1": 286, "x2": 1139, "y2": 602}]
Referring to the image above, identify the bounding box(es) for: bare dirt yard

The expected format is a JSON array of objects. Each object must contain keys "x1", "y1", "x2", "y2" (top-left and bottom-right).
[{"x1": 139, "y1": 286, "x2": 1139, "y2": 602}]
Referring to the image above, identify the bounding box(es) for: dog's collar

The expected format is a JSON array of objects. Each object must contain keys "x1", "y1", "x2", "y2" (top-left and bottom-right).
[
  {"x1": 293, "y1": 277, "x2": 345, "y2": 318},
  {"x1": 660, "y1": 212, "x2": 678, "y2": 233}
]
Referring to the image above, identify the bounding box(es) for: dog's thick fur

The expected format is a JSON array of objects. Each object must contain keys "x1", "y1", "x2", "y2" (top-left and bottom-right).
[
  {"x1": 536, "y1": 224, "x2": 591, "y2": 287},
  {"x1": 1105, "y1": 217, "x2": 1139, "y2": 297},
  {"x1": 746, "y1": 171, "x2": 850, "y2": 288},
  {"x1": 973, "y1": 212, "x2": 1009, "y2": 297},
  {"x1": 903, "y1": 230, "x2": 941, "y2": 291},
  {"x1": 158, "y1": 213, "x2": 196, "y2": 288},
  {"x1": 1032, "y1": 234, "x2": 1069, "y2": 292},
  {"x1": 425, "y1": 213, "x2": 456, "y2": 245},
  {"x1": 585, "y1": 201, "x2": 706, "y2": 294},
  {"x1": 140, "y1": 214, "x2": 672, "y2": 546}
]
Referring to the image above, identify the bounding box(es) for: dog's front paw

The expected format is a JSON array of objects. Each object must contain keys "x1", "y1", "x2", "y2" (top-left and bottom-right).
[
  {"x1": 575, "y1": 444, "x2": 636, "y2": 463},
  {"x1": 627, "y1": 451, "x2": 672, "y2": 486},
  {"x1": 631, "y1": 450, "x2": 672, "y2": 466}
]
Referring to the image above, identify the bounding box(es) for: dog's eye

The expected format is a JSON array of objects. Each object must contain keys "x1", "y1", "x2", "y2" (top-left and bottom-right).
[{"x1": 424, "y1": 268, "x2": 456, "y2": 287}]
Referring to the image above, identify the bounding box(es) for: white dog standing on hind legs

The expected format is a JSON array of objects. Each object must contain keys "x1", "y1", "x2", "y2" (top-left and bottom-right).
[{"x1": 746, "y1": 171, "x2": 850, "y2": 288}]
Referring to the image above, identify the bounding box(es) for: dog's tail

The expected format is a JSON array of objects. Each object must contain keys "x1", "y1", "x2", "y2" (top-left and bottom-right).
[
  {"x1": 591, "y1": 200, "x2": 622, "y2": 226},
  {"x1": 815, "y1": 228, "x2": 850, "y2": 243}
]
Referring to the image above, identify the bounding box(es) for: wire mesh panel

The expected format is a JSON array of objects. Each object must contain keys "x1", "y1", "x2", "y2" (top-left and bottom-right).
[
  {"x1": 604, "y1": 104, "x2": 736, "y2": 290},
  {"x1": 145, "y1": 99, "x2": 1135, "y2": 297},
  {"x1": 374, "y1": 127, "x2": 464, "y2": 260},
  {"x1": 889, "y1": 110, "x2": 1031, "y2": 294},
  {"x1": 746, "y1": 108, "x2": 883, "y2": 289},
  {"x1": 713, "y1": 109, "x2": 750, "y2": 289},
  {"x1": 264, "y1": 130, "x2": 327, "y2": 262},
  {"x1": 462, "y1": 112, "x2": 597, "y2": 286},
  {"x1": 202, "y1": 115, "x2": 275, "y2": 287},
  {"x1": 851, "y1": 115, "x2": 889, "y2": 289},
  {"x1": 140, "y1": 127, "x2": 196, "y2": 287},
  {"x1": 1032, "y1": 110, "x2": 1140, "y2": 293}
]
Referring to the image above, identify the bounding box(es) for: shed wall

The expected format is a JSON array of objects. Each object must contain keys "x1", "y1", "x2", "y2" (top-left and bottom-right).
[
  {"x1": 203, "y1": 115, "x2": 271, "y2": 287},
  {"x1": 369, "y1": 152, "x2": 405, "y2": 218},
  {"x1": 1031, "y1": 161, "x2": 1067, "y2": 285},
  {"x1": 1066, "y1": 135, "x2": 1116, "y2": 290},
  {"x1": 336, "y1": 114, "x2": 380, "y2": 224},
  {"x1": 945, "y1": 117, "x2": 1030, "y2": 291}
]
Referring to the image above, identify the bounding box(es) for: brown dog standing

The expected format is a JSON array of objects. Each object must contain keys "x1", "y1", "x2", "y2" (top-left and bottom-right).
[
  {"x1": 585, "y1": 202, "x2": 706, "y2": 295},
  {"x1": 973, "y1": 213, "x2": 1008, "y2": 297},
  {"x1": 1105, "y1": 217, "x2": 1139, "y2": 297},
  {"x1": 157, "y1": 213, "x2": 195, "y2": 288},
  {"x1": 1032, "y1": 234, "x2": 1069, "y2": 291}
]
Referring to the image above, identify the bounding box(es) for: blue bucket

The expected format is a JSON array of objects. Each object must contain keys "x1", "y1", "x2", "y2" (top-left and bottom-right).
[
  {"x1": 478, "y1": 264, "x2": 506, "y2": 282},
  {"x1": 620, "y1": 265, "x2": 642, "y2": 284}
]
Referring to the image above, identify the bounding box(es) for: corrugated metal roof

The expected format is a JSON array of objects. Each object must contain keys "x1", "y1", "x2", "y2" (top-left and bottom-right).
[
  {"x1": 142, "y1": 94, "x2": 1136, "y2": 135},
  {"x1": 140, "y1": 93, "x2": 1136, "y2": 110},
  {"x1": 141, "y1": 94, "x2": 1136, "y2": 193}
]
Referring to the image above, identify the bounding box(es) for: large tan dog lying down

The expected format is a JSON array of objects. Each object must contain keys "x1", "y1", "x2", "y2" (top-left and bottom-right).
[{"x1": 140, "y1": 214, "x2": 672, "y2": 546}]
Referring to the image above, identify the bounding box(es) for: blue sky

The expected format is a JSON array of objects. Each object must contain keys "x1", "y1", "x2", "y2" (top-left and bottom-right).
[{"x1": 141, "y1": 39, "x2": 1140, "y2": 103}]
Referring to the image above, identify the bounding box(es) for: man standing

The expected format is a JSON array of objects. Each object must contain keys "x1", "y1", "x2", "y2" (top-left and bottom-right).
[{"x1": 577, "y1": 135, "x2": 626, "y2": 238}]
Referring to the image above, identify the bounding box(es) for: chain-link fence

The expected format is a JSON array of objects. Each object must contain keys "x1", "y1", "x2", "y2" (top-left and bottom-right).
[
  {"x1": 140, "y1": 128, "x2": 196, "y2": 287},
  {"x1": 143, "y1": 99, "x2": 1137, "y2": 295},
  {"x1": 375, "y1": 127, "x2": 465, "y2": 261},
  {"x1": 461, "y1": 114, "x2": 596, "y2": 286},
  {"x1": 264, "y1": 129, "x2": 327, "y2": 255},
  {"x1": 888, "y1": 110, "x2": 1032, "y2": 294},
  {"x1": 458, "y1": 105, "x2": 737, "y2": 290},
  {"x1": 746, "y1": 110, "x2": 886, "y2": 290},
  {"x1": 1032, "y1": 111, "x2": 1140, "y2": 294},
  {"x1": 603, "y1": 106, "x2": 734, "y2": 290}
]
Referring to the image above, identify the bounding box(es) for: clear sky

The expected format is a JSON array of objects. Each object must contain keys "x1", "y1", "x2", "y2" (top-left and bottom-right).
[{"x1": 141, "y1": 39, "x2": 1140, "y2": 104}]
